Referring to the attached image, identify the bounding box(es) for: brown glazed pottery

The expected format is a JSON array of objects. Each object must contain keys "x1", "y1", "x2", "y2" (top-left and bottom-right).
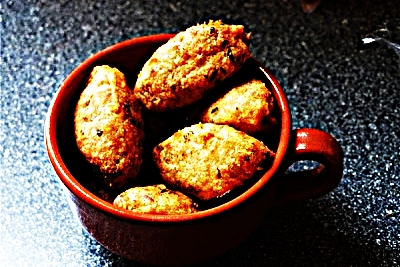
[{"x1": 44, "y1": 34, "x2": 344, "y2": 266}]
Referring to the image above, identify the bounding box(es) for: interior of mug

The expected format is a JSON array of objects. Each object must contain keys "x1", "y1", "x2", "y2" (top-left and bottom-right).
[{"x1": 45, "y1": 34, "x2": 292, "y2": 222}]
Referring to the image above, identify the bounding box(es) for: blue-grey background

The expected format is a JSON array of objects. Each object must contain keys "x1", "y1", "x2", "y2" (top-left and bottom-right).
[{"x1": 1, "y1": 0, "x2": 399, "y2": 266}]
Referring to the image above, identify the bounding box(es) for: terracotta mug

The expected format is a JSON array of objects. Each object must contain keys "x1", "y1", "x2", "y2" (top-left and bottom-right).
[{"x1": 44, "y1": 34, "x2": 344, "y2": 266}]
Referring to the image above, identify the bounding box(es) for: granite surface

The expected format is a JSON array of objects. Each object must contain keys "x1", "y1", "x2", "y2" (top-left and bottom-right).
[{"x1": 1, "y1": 0, "x2": 400, "y2": 266}]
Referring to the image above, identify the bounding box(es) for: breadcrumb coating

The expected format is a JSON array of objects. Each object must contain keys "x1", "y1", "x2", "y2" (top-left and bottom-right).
[
  {"x1": 74, "y1": 65, "x2": 144, "y2": 189},
  {"x1": 134, "y1": 20, "x2": 252, "y2": 112},
  {"x1": 153, "y1": 123, "x2": 274, "y2": 201},
  {"x1": 113, "y1": 184, "x2": 198, "y2": 215},
  {"x1": 201, "y1": 79, "x2": 277, "y2": 135}
]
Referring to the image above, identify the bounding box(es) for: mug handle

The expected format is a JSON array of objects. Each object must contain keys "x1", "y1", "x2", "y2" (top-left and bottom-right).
[{"x1": 274, "y1": 128, "x2": 344, "y2": 205}]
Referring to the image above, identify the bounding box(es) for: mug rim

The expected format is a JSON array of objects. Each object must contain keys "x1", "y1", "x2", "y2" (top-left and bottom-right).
[{"x1": 44, "y1": 33, "x2": 292, "y2": 223}]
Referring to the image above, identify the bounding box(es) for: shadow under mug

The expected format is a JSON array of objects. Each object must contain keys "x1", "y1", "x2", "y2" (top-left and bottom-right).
[{"x1": 45, "y1": 34, "x2": 344, "y2": 266}]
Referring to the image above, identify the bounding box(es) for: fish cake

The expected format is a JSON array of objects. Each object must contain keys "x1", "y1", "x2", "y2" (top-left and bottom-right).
[
  {"x1": 153, "y1": 123, "x2": 274, "y2": 201},
  {"x1": 113, "y1": 184, "x2": 198, "y2": 215},
  {"x1": 134, "y1": 20, "x2": 252, "y2": 112},
  {"x1": 74, "y1": 65, "x2": 144, "y2": 189},
  {"x1": 200, "y1": 79, "x2": 277, "y2": 135}
]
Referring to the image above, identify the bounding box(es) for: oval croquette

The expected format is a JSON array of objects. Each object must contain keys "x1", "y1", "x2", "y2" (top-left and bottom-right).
[
  {"x1": 153, "y1": 123, "x2": 275, "y2": 201},
  {"x1": 74, "y1": 65, "x2": 144, "y2": 189},
  {"x1": 134, "y1": 20, "x2": 252, "y2": 112},
  {"x1": 113, "y1": 184, "x2": 198, "y2": 215},
  {"x1": 201, "y1": 79, "x2": 277, "y2": 135}
]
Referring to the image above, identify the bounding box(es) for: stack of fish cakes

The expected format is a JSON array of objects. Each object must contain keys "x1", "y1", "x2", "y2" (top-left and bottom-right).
[{"x1": 74, "y1": 20, "x2": 277, "y2": 215}]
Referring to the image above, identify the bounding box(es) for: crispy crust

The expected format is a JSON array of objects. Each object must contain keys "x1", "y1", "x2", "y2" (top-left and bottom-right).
[
  {"x1": 113, "y1": 184, "x2": 198, "y2": 215},
  {"x1": 153, "y1": 123, "x2": 274, "y2": 201},
  {"x1": 74, "y1": 65, "x2": 144, "y2": 189},
  {"x1": 200, "y1": 79, "x2": 277, "y2": 135},
  {"x1": 134, "y1": 20, "x2": 252, "y2": 112}
]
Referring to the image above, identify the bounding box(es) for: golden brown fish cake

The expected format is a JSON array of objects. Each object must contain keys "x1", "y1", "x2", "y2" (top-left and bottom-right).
[
  {"x1": 200, "y1": 79, "x2": 277, "y2": 135},
  {"x1": 74, "y1": 65, "x2": 144, "y2": 189},
  {"x1": 113, "y1": 184, "x2": 198, "y2": 215},
  {"x1": 134, "y1": 20, "x2": 252, "y2": 112},
  {"x1": 153, "y1": 123, "x2": 274, "y2": 201}
]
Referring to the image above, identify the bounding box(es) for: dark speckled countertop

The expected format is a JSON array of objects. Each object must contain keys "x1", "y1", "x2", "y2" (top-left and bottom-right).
[{"x1": 1, "y1": 0, "x2": 399, "y2": 266}]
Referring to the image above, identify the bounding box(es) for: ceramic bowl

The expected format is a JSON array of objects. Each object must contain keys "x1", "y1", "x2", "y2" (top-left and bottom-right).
[{"x1": 44, "y1": 34, "x2": 343, "y2": 266}]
